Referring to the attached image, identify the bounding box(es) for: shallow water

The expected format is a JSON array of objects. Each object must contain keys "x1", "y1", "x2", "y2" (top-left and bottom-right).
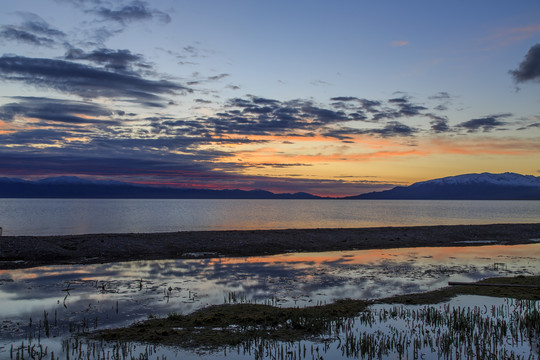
[{"x1": 0, "y1": 243, "x2": 539, "y2": 358}]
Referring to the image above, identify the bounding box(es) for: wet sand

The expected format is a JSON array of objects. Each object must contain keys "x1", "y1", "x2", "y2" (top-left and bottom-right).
[{"x1": 0, "y1": 223, "x2": 539, "y2": 269}]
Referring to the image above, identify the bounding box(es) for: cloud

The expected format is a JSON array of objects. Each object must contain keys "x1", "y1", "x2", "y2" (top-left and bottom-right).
[
  {"x1": 427, "y1": 114, "x2": 450, "y2": 133},
  {"x1": 0, "y1": 129, "x2": 74, "y2": 145},
  {"x1": 361, "y1": 121, "x2": 417, "y2": 137},
  {"x1": 208, "y1": 73, "x2": 229, "y2": 81},
  {"x1": 391, "y1": 40, "x2": 409, "y2": 47},
  {"x1": 457, "y1": 114, "x2": 511, "y2": 132},
  {"x1": 323, "y1": 121, "x2": 417, "y2": 140},
  {"x1": 0, "y1": 150, "x2": 397, "y2": 196},
  {"x1": 388, "y1": 97, "x2": 427, "y2": 117},
  {"x1": 0, "y1": 13, "x2": 65, "y2": 47},
  {"x1": 428, "y1": 92, "x2": 452, "y2": 102},
  {"x1": 64, "y1": 48, "x2": 150, "y2": 73},
  {"x1": 486, "y1": 23, "x2": 540, "y2": 49},
  {"x1": 212, "y1": 97, "x2": 369, "y2": 137},
  {"x1": 330, "y1": 97, "x2": 382, "y2": 114},
  {"x1": 331, "y1": 95, "x2": 432, "y2": 121},
  {"x1": 0, "y1": 27, "x2": 56, "y2": 46},
  {"x1": 310, "y1": 80, "x2": 332, "y2": 86},
  {"x1": 330, "y1": 96, "x2": 359, "y2": 102},
  {"x1": 186, "y1": 73, "x2": 230, "y2": 86},
  {"x1": 198, "y1": 94, "x2": 459, "y2": 141},
  {"x1": 0, "y1": 151, "x2": 215, "y2": 178},
  {"x1": 0, "y1": 96, "x2": 117, "y2": 125},
  {"x1": 16, "y1": 13, "x2": 66, "y2": 37},
  {"x1": 427, "y1": 92, "x2": 456, "y2": 112},
  {"x1": 92, "y1": 0, "x2": 171, "y2": 24},
  {"x1": 0, "y1": 56, "x2": 190, "y2": 105},
  {"x1": 510, "y1": 43, "x2": 540, "y2": 83}
]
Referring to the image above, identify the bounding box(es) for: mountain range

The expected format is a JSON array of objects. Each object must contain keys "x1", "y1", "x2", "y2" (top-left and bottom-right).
[
  {"x1": 0, "y1": 176, "x2": 320, "y2": 199},
  {"x1": 347, "y1": 172, "x2": 540, "y2": 200},
  {"x1": 0, "y1": 172, "x2": 539, "y2": 200}
]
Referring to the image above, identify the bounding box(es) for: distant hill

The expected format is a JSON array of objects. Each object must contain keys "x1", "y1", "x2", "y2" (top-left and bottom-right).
[
  {"x1": 347, "y1": 172, "x2": 540, "y2": 200},
  {"x1": 2, "y1": 173, "x2": 539, "y2": 200},
  {"x1": 0, "y1": 176, "x2": 321, "y2": 199}
]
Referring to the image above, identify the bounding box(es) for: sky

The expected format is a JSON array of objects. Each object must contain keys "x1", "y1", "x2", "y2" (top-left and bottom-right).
[{"x1": 0, "y1": 0, "x2": 539, "y2": 196}]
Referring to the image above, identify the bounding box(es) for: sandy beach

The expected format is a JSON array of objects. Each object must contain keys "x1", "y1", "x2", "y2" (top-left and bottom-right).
[{"x1": 0, "y1": 223, "x2": 539, "y2": 269}]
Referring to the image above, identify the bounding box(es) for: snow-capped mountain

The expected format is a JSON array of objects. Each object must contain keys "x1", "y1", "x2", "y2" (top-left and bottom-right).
[
  {"x1": 349, "y1": 172, "x2": 540, "y2": 200},
  {"x1": 411, "y1": 172, "x2": 540, "y2": 188}
]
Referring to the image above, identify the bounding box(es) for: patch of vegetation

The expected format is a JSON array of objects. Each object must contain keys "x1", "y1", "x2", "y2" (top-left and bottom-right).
[
  {"x1": 383, "y1": 275, "x2": 540, "y2": 305},
  {"x1": 95, "y1": 299, "x2": 370, "y2": 348},
  {"x1": 93, "y1": 275, "x2": 540, "y2": 349}
]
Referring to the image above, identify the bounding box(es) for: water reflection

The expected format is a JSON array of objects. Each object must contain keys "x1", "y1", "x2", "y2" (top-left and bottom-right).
[{"x1": 0, "y1": 243, "x2": 539, "y2": 357}]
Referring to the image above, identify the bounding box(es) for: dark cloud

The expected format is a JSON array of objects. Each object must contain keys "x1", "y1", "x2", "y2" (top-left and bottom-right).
[
  {"x1": 510, "y1": 43, "x2": 540, "y2": 83},
  {"x1": 0, "y1": 56, "x2": 190, "y2": 105},
  {"x1": 358, "y1": 99, "x2": 382, "y2": 113},
  {"x1": 0, "y1": 150, "x2": 396, "y2": 196},
  {"x1": 186, "y1": 73, "x2": 230, "y2": 86},
  {"x1": 208, "y1": 73, "x2": 229, "y2": 81},
  {"x1": 329, "y1": 97, "x2": 382, "y2": 114},
  {"x1": 0, "y1": 129, "x2": 73, "y2": 145},
  {"x1": 0, "y1": 27, "x2": 56, "y2": 46},
  {"x1": 254, "y1": 163, "x2": 313, "y2": 169},
  {"x1": 323, "y1": 121, "x2": 417, "y2": 140},
  {"x1": 387, "y1": 97, "x2": 427, "y2": 117},
  {"x1": 64, "y1": 48, "x2": 150, "y2": 73},
  {"x1": 301, "y1": 105, "x2": 349, "y2": 124},
  {"x1": 56, "y1": 0, "x2": 103, "y2": 6},
  {"x1": 427, "y1": 114, "x2": 450, "y2": 133},
  {"x1": 0, "y1": 96, "x2": 117, "y2": 125},
  {"x1": 321, "y1": 128, "x2": 357, "y2": 141},
  {"x1": 19, "y1": 15, "x2": 65, "y2": 38},
  {"x1": 428, "y1": 92, "x2": 451, "y2": 101},
  {"x1": 0, "y1": 14, "x2": 65, "y2": 47},
  {"x1": 250, "y1": 96, "x2": 281, "y2": 105},
  {"x1": 457, "y1": 114, "x2": 511, "y2": 132},
  {"x1": 516, "y1": 122, "x2": 540, "y2": 131},
  {"x1": 328, "y1": 98, "x2": 369, "y2": 116},
  {"x1": 360, "y1": 121, "x2": 417, "y2": 137},
  {"x1": 330, "y1": 96, "x2": 359, "y2": 102},
  {"x1": 202, "y1": 95, "x2": 443, "y2": 139},
  {"x1": 0, "y1": 151, "x2": 216, "y2": 179},
  {"x1": 214, "y1": 97, "x2": 363, "y2": 136},
  {"x1": 92, "y1": 1, "x2": 171, "y2": 24}
]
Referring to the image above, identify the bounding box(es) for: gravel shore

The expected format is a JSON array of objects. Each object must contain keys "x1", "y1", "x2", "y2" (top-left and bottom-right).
[{"x1": 1, "y1": 223, "x2": 539, "y2": 269}]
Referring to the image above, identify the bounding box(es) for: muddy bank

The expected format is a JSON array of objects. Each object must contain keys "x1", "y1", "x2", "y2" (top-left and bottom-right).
[{"x1": 0, "y1": 223, "x2": 539, "y2": 269}]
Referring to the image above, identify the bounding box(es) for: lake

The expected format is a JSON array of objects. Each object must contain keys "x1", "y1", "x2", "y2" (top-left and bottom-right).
[{"x1": 0, "y1": 198, "x2": 539, "y2": 236}]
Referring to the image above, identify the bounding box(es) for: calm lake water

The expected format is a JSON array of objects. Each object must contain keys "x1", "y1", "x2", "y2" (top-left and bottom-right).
[{"x1": 0, "y1": 199, "x2": 539, "y2": 236}]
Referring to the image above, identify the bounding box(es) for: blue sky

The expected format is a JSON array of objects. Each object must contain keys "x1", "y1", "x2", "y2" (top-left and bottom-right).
[{"x1": 0, "y1": 0, "x2": 539, "y2": 196}]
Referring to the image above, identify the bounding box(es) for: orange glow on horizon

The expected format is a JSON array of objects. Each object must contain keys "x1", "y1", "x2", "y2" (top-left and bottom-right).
[{"x1": 199, "y1": 243, "x2": 540, "y2": 267}]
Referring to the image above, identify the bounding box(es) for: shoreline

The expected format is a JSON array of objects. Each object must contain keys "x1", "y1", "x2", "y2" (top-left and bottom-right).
[{"x1": 1, "y1": 223, "x2": 539, "y2": 270}]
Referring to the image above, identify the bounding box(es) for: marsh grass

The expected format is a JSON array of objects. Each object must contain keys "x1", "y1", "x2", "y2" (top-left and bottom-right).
[
  {"x1": 9, "y1": 275, "x2": 540, "y2": 359},
  {"x1": 91, "y1": 275, "x2": 540, "y2": 358}
]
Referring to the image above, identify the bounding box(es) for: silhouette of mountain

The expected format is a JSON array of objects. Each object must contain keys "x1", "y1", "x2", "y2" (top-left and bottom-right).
[
  {"x1": 0, "y1": 177, "x2": 321, "y2": 199},
  {"x1": 2, "y1": 173, "x2": 539, "y2": 199},
  {"x1": 347, "y1": 172, "x2": 540, "y2": 200}
]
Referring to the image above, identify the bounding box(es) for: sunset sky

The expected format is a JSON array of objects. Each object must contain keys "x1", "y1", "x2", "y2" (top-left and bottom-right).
[{"x1": 0, "y1": 0, "x2": 539, "y2": 196}]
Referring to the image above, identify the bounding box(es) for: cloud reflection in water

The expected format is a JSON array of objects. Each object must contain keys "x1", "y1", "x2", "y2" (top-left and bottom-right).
[{"x1": 0, "y1": 243, "x2": 538, "y2": 346}]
